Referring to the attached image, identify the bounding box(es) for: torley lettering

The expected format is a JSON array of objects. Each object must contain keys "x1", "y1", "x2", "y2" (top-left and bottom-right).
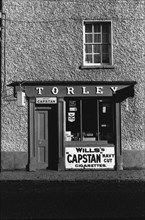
[{"x1": 35, "y1": 86, "x2": 118, "y2": 95}]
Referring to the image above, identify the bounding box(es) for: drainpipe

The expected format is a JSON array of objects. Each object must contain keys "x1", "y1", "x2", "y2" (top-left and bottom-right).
[{"x1": 0, "y1": 1, "x2": 2, "y2": 172}]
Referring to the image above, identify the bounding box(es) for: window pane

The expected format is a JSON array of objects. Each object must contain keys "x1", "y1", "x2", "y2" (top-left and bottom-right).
[
  {"x1": 94, "y1": 23, "x2": 100, "y2": 32},
  {"x1": 102, "y1": 54, "x2": 109, "y2": 63},
  {"x1": 102, "y1": 23, "x2": 109, "y2": 33},
  {"x1": 102, "y1": 34, "x2": 109, "y2": 43},
  {"x1": 99, "y1": 101, "x2": 114, "y2": 143},
  {"x1": 85, "y1": 34, "x2": 93, "y2": 43},
  {"x1": 85, "y1": 24, "x2": 92, "y2": 33},
  {"x1": 93, "y1": 44, "x2": 100, "y2": 53},
  {"x1": 82, "y1": 99, "x2": 97, "y2": 140},
  {"x1": 102, "y1": 45, "x2": 109, "y2": 53},
  {"x1": 85, "y1": 54, "x2": 92, "y2": 63},
  {"x1": 94, "y1": 54, "x2": 101, "y2": 63},
  {"x1": 65, "y1": 99, "x2": 80, "y2": 141},
  {"x1": 85, "y1": 44, "x2": 92, "y2": 53},
  {"x1": 94, "y1": 34, "x2": 101, "y2": 43}
]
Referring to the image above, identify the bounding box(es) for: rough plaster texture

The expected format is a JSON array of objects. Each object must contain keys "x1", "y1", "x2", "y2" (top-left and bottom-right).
[
  {"x1": 2, "y1": 101, "x2": 28, "y2": 151},
  {"x1": 1, "y1": 0, "x2": 145, "y2": 155}
]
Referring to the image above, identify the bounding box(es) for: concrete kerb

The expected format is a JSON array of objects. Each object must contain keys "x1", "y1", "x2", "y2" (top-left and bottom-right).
[{"x1": 0, "y1": 170, "x2": 145, "y2": 181}]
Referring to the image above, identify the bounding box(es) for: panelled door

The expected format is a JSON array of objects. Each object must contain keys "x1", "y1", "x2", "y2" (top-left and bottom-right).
[{"x1": 35, "y1": 109, "x2": 50, "y2": 169}]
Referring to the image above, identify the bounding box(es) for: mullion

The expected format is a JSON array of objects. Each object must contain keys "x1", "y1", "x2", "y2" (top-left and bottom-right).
[
  {"x1": 93, "y1": 24, "x2": 102, "y2": 63},
  {"x1": 92, "y1": 24, "x2": 94, "y2": 64},
  {"x1": 100, "y1": 24, "x2": 103, "y2": 64},
  {"x1": 80, "y1": 99, "x2": 83, "y2": 141},
  {"x1": 97, "y1": 100, "x2": 100, "y2": 141}
]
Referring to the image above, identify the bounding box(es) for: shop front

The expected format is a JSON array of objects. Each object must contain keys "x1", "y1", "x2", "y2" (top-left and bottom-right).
[{"x1": 10, "y1": 81, "x2": 136, "y2": 171}]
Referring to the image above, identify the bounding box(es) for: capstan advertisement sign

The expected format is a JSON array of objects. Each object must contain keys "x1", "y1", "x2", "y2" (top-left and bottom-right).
[
  {"x1": 36, "y1": 97, "x2": 57, "y2": 104},
  {"x1": 65, "y1": 147, "x2": 115, "y2": 169}
]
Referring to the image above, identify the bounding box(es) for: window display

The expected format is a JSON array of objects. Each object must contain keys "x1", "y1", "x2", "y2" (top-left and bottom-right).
[{"x1": 65, "y1": 98, "x2": 115, "y2": 143}]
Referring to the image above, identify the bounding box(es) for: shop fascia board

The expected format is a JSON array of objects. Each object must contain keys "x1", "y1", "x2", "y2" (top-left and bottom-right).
[{"x1": 8, "y1": 81, "x2": 137, "y2": 100}]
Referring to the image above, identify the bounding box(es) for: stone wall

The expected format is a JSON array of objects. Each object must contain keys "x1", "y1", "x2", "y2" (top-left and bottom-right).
[{"x1": 1, "y1": 0, "x2": 145, "y2": 168}]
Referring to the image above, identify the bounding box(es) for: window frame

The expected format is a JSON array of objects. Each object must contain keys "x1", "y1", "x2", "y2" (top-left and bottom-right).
[{"x1": 83, "y1": 20, "x2": 113, "y2": 67}]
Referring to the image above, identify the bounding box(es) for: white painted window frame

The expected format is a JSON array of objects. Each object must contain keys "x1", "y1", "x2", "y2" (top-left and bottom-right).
[{"x1": 83, "y1": 20, "x2": 113, "y2": 67}]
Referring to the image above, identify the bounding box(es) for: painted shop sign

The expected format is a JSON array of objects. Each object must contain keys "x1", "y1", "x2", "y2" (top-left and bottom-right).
[
  {"x1": 35, "y1": 86, "x2": 118, "y2": 95},
  {"x1": 24, "y1": 85, "x2": 129, "y2": 97},
  {"x1": 65, "y1": 147, "x2": 115, "y2": 169},
  {"x1": 36, "y1": 97, "x2": 57, "y2": 104}
]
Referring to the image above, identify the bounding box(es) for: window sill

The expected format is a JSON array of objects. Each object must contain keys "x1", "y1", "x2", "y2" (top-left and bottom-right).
[
  {"x1": 65, "y1": 141, "x2": 114, "y2": 147},
  {"x1": 80, "y1": 65, "x2": 115, "y2": 69}
]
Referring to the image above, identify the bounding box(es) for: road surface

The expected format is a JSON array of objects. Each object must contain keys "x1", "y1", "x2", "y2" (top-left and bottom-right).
[{"x1": 0, "y1": 180, "x2": 145, "y2": 219}]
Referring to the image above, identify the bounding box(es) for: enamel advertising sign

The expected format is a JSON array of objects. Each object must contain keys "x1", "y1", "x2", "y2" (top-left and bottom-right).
[
  {"x1": 36, "y1": 97, "x2": 57, "y2": 104},
  {"x1": 65, "y1": 147, "x2": 115, "y2": 169}
]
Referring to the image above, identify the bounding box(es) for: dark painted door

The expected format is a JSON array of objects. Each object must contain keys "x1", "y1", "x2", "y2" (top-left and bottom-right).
[{"x1": 35, "y1": 110, "x2": 49, "y2": 169}]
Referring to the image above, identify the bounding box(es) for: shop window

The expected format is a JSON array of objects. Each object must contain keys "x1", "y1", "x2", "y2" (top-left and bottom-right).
[
  {"x1": 65, "y1": 99, "x2": 80, "y2": 141},
  {"x1": 83, "y1": 21, "x2": 112, "y2": 66},
  {"x1": 65, "y1": 98, "x2": 115, "y2": 143}
]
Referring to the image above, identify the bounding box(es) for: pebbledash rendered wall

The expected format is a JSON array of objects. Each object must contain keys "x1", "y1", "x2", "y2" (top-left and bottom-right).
[{"x1": 1, "y1": 0, "x2": 145, "y2": 170}]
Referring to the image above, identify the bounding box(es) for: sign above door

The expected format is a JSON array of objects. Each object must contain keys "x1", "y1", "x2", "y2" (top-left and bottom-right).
[
  {"x1": 36, "y1": 97, "x2": 57, "y2": 104},
  {"x1": 9, "y1": 81, "x2": 137, "y2": 101}
]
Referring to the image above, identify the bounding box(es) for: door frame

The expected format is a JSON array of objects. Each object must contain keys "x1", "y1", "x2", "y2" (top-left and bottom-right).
[
  {"x1": 27, "y1": 97, "x2": 61, "y2": 171},
  {"x1": 27, "y1": 97, "x2": 55, "y2": 171}
]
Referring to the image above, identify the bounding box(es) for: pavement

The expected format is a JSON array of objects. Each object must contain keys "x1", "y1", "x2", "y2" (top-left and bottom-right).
[
  {"x1": 0, "y1": 169, "x2": 145, "y2": 181},
  {"x1": 1, "y1": 170, "x2": 145, "y2": 219}
]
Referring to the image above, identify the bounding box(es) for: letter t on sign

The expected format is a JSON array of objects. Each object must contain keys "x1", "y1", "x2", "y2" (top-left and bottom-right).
[{"x1": 36, "y1": 87, "x2": 44, "y2": 95}]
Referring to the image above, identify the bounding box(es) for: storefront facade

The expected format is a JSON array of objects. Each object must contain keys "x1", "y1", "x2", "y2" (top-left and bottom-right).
[
  {"x1": 8, "y1": 81, "x2": 136, "y2": 171},
  {"x1": 1, "y1": 0, "x2": 145, "y2": 171}
]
